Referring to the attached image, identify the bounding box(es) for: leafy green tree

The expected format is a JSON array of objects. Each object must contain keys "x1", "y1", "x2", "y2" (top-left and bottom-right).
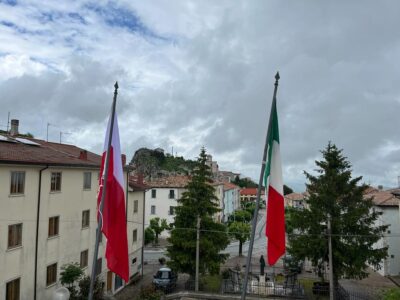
[
  {"x1": 228, "y1": 210, "x2": 252, "y2": 223},
  {"x1": 243, "y1": 202, "x2": 256, "y2": 216},
  {"x1": 167, "y1": 148, "x2": 229, "y2": 276},
  {"x1": 287, "y1": 143, "x2": 388, "y2": 287},
  {"x1": 149, "y1": 217, "x2": 169, "y2": 244},
  {"x1": 145, "y1": 227, "x2": 155, "y2": 245},
  {"x1": 228, "y1": 221, "x2": 251, "y2": 256},
  {"x1": 233, "y1": 176, "x2": 258, "y2": 188},
  {"x1": 60, "y1": 263, "x2": 83, "y2": 299}
]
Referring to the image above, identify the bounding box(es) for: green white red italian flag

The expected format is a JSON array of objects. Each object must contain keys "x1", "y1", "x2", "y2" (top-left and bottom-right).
[{"x1": 264, "y1": 97, "x2": 285, "y2": 266}]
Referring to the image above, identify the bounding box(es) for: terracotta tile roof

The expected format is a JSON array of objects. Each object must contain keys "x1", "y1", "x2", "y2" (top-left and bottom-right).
[
  {"x1": 240, "y1": 188, "x2": 265, "y2": 196},
  {"x1": 223, "y1": 182, "x2": 239, "y2": 191},
  {"x1": 128, "y1": 174, "x2": 148, "y2": 191},
  {"x1": 284, "y1": 192, "x2": 307, "y2": 201},
  {"x1": 146, "y1": 175, "x2": 191, "y2": 188},
  {"x1": 0, "y1": 135, "x2": 101, "y2": 167},
  {"x1": 364, "y1": 188, "x2": 400, "y2": 207}
]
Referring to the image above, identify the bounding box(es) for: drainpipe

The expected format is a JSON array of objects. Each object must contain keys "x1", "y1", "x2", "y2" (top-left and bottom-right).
[
  {"x1": 34, "y1": 165, "x2": 48, "y2": 300},
  {"x1": 141, "y1": 188, "x2": 146, "y2": 277}
]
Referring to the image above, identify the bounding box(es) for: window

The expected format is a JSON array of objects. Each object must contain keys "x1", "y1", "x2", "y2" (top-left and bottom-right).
[
  {"x1": 151, "y1": 189, "x2": 156, "y2": 198},
  {"x1": 8, "y1": 223, "x2": 22, "y2": 249},
  {"x1": 50, "y1": 172, "x2": 61, "y2": 192},
  {"x1": 133, "y1": 200, "x2": 138, "y2": 213},
  {"x1": 48, "y1": 216, "x2": 59, "y2": 237},
  {"x1": 132, "y1": 257, "x2": 137, "y2": 264},
  {"x1": 169, "y1": 189, "x2": 175, "y2": 199},
  {"x1": 6, "y1": 278, "x2": 20, "y2": 300},
  {"x1": 151, "y1": 205, "x2": 156, "y2": 215},
  {"x1": 83, "y1": 172, "x2": 92, "y2": 190},
  {"x1": 46, "y1": 263, "x2": 57, "y2": 286},
  {"x1": 10, "y1": 171, "x2": 25, "y2": 194},
  {"x1": 82, "y1": 210, "x2": 90, "y2": 228},
  {"x1": 80, "y1": 250, "x2": 88, "y2": 268},
  {"x1": 132, "y1": 229, "x2": 137, "y2": 243},
  {"x1": 169, "y1": 206, "x2": 175, "y2": 216},
  {"x1": 96, "y1": 258, "x2": 102, "y2": 276}
]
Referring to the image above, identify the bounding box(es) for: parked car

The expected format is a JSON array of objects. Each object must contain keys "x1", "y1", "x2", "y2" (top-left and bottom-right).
[{"x1": 153, "y1": 267, "x2": 178, "y2": 292}]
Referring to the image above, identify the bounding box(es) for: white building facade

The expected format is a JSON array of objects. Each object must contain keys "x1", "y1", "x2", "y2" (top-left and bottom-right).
[
  {"x1": 144, "y1": 176, "x2": 190, "y2": 238},
  {"x1": 0, "y1": 133, "x2": 143, "y2": 300},
  {"x1": 366, "y1": 188, "x2": 400, "y2": 276}
]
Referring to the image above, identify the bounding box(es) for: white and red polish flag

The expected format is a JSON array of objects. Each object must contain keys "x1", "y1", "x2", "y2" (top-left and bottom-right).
[
  {"x1": 264, "y1": 97, "x2": 285, "y2": 266},
  {"x1": 98, "y1": 111, "x2": 129, "y2": 282}
]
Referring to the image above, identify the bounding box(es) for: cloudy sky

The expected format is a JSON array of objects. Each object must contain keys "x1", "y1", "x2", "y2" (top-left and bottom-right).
[{"x1": 1, "y1": 0, "x2": 400, "y2": 191}]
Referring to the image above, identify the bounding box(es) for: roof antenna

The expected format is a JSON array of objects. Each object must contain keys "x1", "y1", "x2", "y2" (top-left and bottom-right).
[{"x1": 6, "y1": 112, "x2": 10, "y2": 133}]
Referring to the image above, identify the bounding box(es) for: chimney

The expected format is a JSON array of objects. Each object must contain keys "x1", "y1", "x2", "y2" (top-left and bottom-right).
[
  {"x1": 10, "y1": 119, "x2": 19, "y2": 136},
  {"x1": 79, "y1": 150, "x2": 88, "y2": 160},
  {"x1": 121, "y1": 154, "x2": 126, "y2": 166}
]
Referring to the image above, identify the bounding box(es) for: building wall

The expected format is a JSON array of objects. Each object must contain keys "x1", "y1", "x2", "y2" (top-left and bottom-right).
[
  {"x1": 0, "y1": 164, "x2": 140, "y2": 299},
  {"x1": 380, "y1": 207, "x2": 400, "y2": 276},
  {"x1": 214, "y1": 184, "x2": 224, "y2": 222},
  {"x1": 224, "y1": 189, "x2": 235, "y2": 221},
  {"x1": 127, "y1": 189, "x2": 145, "y2": 279},
  {"x1": 145, "y1": 187, "x2": 185, "y2": 238},
  {"x1": 373, "y1": 206, "x2": 400, "y2": 276}
]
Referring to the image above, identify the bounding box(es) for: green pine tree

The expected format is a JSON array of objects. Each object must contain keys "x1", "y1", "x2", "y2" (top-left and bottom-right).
[
  {"x1": 166, "y1": 148, "x2": 229, "y2": 276},
  {"x1": 287, "y1": 143, "x2": 388, "y2": 287}
]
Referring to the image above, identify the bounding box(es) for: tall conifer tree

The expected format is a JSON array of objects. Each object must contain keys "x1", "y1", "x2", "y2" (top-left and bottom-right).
[
  {"x1": 287, "y1": 143, "x2": 388, "y2": 286},
  {"x1": 167, "y1": 148, "x2": 229, "y2": 276}
]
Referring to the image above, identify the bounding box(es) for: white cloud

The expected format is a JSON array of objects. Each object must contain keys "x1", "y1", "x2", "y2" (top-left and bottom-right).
[{"x1": 1, "y1": 0, "x2": 400, "y2": 191}]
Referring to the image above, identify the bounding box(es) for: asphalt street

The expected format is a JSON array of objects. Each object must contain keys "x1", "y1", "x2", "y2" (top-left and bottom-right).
[{"x1": 144, "y1": 210, "x2": 276, "y2": 270}]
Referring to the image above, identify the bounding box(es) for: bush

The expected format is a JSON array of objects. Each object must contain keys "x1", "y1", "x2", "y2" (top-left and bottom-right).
[
  {"x1": 78, "y1": 276, "x2": 103, "y2": 300},
  {"x1": 158, "y1": 257, "x2": 166, "y2": 265},
  {"x1": 137, "y1": 285, "x2": 163, "y2": 300},
  {"x1": 145, "y1": 227, "x2": 155, "y2": 245},
  {"x1": 383, "y1": 288, "x2": 400, "y2": 300},
  {"x1": 60, "y1": 263, "x2": 83, "y2": 299},
  {"x1": 200, "y1": 275, "x2": 222, "y2": 293}
]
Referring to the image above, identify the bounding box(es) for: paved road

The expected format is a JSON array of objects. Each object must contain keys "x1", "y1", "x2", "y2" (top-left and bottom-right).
[
  {"x1": 223, "y1": 210, "x2": 267, "y2": 257},
  {"x1": 144, "y1": 210, "x2": 268, "y2": 263}
]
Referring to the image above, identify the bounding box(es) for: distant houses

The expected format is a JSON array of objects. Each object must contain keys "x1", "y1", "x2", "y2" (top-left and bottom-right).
[
  {"x1": 144, "y1": 175, "x2": 242, "y2": 235},
  {"x1": 240, "y1": 187, "x2": 266, "y2": 204}
]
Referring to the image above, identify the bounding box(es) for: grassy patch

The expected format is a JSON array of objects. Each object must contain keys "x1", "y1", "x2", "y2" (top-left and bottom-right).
[{"x1": 200, "y1": 275, "x2": 222, "y2": 293}]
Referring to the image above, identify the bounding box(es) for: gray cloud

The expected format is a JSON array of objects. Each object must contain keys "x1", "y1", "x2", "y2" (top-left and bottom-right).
[{"x1": 1, "y1": 0, "x2": 400, "y2": 191}]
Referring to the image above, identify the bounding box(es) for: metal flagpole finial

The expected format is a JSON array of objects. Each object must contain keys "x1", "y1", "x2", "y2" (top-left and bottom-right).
[
  {"x1": 275, "y1": 72, "x2": 280, "y2": 84},
  {"x1": 114, "y1": 81, "x2": 119, "y2": 91}
]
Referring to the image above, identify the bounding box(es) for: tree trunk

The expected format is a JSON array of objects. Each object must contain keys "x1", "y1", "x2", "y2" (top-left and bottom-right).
[{"x1": 239, "y1": 241, "x2": 243, "y2": 256}]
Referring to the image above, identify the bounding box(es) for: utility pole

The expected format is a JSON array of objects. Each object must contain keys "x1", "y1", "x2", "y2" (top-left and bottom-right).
[
  {"x1": 195, "y1": 216, "x2": 200, "y2": 292},
  {"x1": 327, "y1": 214, "x2": 334, "y2": 300}
]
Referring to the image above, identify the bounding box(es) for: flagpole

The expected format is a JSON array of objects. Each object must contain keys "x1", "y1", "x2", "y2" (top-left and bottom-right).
[
  {"x1": 89, "y1": 82, "x2": 119, "y2": 300},
  {"x1": 240, "y1": 72, "x2": 280, "y2": 300}
]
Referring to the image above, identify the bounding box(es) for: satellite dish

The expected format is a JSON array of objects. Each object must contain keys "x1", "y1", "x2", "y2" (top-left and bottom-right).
[{"x1": 53, "y1": 287, "x2": 70, "y2": 300}]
